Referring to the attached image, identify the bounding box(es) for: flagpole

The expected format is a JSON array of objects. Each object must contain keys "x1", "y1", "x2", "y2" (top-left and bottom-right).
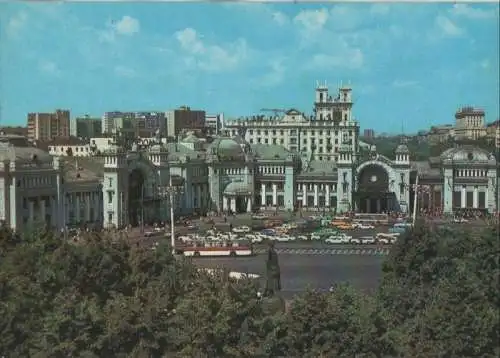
[{"x1": 412, "y1": 174, "x2": 419, "y2": 226}]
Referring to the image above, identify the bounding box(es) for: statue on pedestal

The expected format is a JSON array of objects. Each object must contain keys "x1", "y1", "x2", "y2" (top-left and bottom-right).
[{"x1": 261, "y1": 241, "x2": 285, "y2": 315}]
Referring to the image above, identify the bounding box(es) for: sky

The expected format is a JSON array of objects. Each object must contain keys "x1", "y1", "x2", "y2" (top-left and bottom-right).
[{"x1": 0, "y1": 2, "x2": 498, "y2": 133}]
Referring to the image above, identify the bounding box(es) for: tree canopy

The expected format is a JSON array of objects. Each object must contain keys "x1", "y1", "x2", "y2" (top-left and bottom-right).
[
  {"x1": 360, "y1": 136, "x2": 497, "y2": 161},
  {"x1": 1, "y1": 222, "x2": 498, "y2": 357}
]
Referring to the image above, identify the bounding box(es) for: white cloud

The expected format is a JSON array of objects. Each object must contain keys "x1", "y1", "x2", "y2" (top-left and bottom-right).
[
  {"x1": 392, "y1": 80, "x2": 419, "y2": 88},
  {"x1": 307, "y1": 48, "x2": 364, "y2": 70},
  {"x1": 272, "y1": 11, "x2": 288, "y2": 26},
  {"x1": 39, "y1": 60, "x2": 61, "y2": 76},
  {"x1": 114, "y1": 65, "x2": 136, "y2": 78},
  {"x1": 450, "y1": 4, "x2": 497, "y2": 20},
  {"x1": 99, "y1": 15, "x2": 140, "y2": 42},
  {"x1": 6, "y1": 11, "x2": 28, "y2": 38},
  {"x1": 293, "y1": 9, "x2": 329, "y2": 34},
  {"x1": 435, "y1": 16, "x2": 464, "y2": 36},
  {"x1": 175, "y1": 28, "x2": 249, "y2": 72},
  {"x1": 113, "y1": 15, "x2": 140, "y2": 35},
  {"x1": 258, "y1": 60, "x2": 286, "y2": 87}
]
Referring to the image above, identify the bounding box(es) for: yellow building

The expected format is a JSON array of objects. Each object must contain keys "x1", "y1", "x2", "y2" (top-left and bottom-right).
[{"x1": 454, "y1": 106, "x2": 487, "y2": 140}]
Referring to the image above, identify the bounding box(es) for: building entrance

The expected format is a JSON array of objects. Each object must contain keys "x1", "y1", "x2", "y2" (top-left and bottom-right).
[
  {"x1": 129, "y1": 169, "x2": 145, "y2": 227},
  {"x1": 235, "y1": 196, "x2": 247, "y2": 214},
  {"x1": 356, "y1": 164, "x2": 393, "y2": 213}
]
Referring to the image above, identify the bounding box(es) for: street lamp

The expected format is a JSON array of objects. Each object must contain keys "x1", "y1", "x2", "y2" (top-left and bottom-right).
[{"x1": 158, "y1": 175, "x2": 184, "y2": 255}]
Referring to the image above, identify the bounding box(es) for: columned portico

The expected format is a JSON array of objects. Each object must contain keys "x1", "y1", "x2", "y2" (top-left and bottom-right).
[{"x1": 223, "y1": 181, "x2": 254, "y2": 213}]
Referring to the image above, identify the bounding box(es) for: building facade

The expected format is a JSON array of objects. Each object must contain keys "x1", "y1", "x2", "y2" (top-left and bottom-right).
[
  {"x1": 27, "y1": 109, "x2": 70, "y2": 141},
  {"x1": 1, "y1": 133, "x2": 498, "y2": 233},
  {"x1": 165, "y1": 107, "x2": 206, "y2": 138},
  {"x1": 205, "y1": 113, "x2": 224, "y2": 136},
  {"x1": 454, "y1": 106, "x2": 487, "y2": 140},
  {"x1": 102, "y1": 111, "x2": 167, "y2": 138},
  {"x1": 71, "y1": 115, "x2": 102, "y2": 138},
  {"x1": 224, "y1": 83, "x2": 359, "y2": 162}
]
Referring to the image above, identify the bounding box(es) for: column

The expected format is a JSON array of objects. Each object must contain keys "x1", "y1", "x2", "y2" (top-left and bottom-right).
[
  {"x1": 473, "y1": 186, "x2": 478, "y2": 208},
  {"x1": 230, "y1": 198, "x2": 236, "y2": 213},
  {"x1": 51, "y1": 196, "x2": 57, "y2": 227},
  {"x1": 376, "y1": 199, "x2": 381, "y2": 213},
  {"x1": 313, "y1": 184, "x2": 319, "y2": 207},
  {"x1": 75, "y1": 194, "x2": 81, "y2": 224},
  {"x1": 325, "y1": 184, "x2": 330, "y2": 207},
  {"x1": 461, "y1": 186, "x2": 466, "y2": 208},
  {"x1": 85, "y1": 193, "x2": 91, "y2": 222},
  {"x1": 302, "y1": 184, "x2": 307, "y2": 207},
  {"x1": 261, "y1": 184, "x2": 266, "y2": 206},
  {"x1": 223, "y1": 196, "x2": 228, "y2": 211},
  {"x1": 272, "y1": 183, "x2": 277, "y2": 206},
  {"x1": 28, "y1": 199, "x2": 34, "y2": 224},
  {"x1": 197, "y1": 185, "x2": 202, "y2": 209},
  {"x1": 40, "y1": 198, "x2": 46, "y2": 225},
  {"x1": 365, "y1": 198, "x2": 370, "y2": 213},
  {"x1": 246, "y1": 197, "x2": 252, "y2": 213}
]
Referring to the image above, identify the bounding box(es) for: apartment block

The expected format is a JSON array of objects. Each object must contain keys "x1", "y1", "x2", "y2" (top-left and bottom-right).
[{"x1": 27, "y1": 109, "x2": 70, "y2": 141}]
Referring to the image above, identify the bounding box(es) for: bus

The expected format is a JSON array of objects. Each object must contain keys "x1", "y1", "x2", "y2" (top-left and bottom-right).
[
  {"x1": 176, "y1": 241, "x2": 254, "y2": 257},
  {"x1": 353, "y1": 213, "x2": 389, "y2": 225}
]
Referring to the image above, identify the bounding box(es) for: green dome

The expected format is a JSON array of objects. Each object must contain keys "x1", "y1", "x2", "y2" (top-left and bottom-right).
[{"x1": 209, "y1": 137, "x2": 248, "y2": 160}]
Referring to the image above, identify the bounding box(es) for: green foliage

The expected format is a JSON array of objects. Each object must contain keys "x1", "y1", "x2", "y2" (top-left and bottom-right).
[
  {"x1": 1, "y1": 222, "x2": 498, "y2": 357},
  {"x1": 361, "y1": 136, "x2": 496, "y2": 161}
]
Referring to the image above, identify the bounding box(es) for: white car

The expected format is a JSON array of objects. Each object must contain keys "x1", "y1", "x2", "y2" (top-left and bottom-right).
[
  {"x1": 453, "y1": 218, "x2": 468, "y2": 223},
  {"x1": 325, "y1": 234, "x2": 352, "y2": 244},
  {"x1": 233, "y1": 226, "x2": 251, "y2": 233},
  {"x1": 275, "y1": 235, "x2": 295, "y2": 242},
  {"x1": 376, "y1": 233, "x2": 400, "y2": 240},
  {"x1": 310, "y1": 233, "x2": 323, "y2": 241},
  {"x1": 179, "y1": 235, "x2": 192, "y2": 243},
  {"x1": 297, "y1": 235, "x2": 309, "y2": 241},
  {"x1": 357, "y1": 236, "x2": 377, "y2": 244},
  {"x1": 324, "y1": 237, "x2": 344, "y2": 244},
  {"x1": 376, "y1": 237, "x2": 394, "y2": 245},
  {"x1": 354, "y1": 223, "x2": 375, "y2": 230},
  {"x1": 252, "y1": 214, "x2": 268, "y2": 220}
]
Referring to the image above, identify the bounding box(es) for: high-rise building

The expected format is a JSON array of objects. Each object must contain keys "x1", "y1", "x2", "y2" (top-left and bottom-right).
[
  {"x1": 101, "y1": 111, "x2": 166, "y2": 138},
  {"x1": 27, "y1": 109, "x2": 70, "y2": 141},
  {"x1": 224, "y1": 82, "x2": 359, "y2": 161},
  {"x1": 165, "y1": 106, "x2": 206, "y2": 138},
  {"x1": 454, "y1": 106, "x2": 487, "y2": 140},
  {"x1": 71, "y1": 115, "x2": 102, "y2": 138},
  {"x1": 363, "y1": 129, "x2": 375, "y2": 138},
  {"x1": 205, "y1": 113, "x2": 224, "y2": 136}
]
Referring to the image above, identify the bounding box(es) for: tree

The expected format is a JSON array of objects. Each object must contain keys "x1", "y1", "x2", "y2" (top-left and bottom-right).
[
  {"x1": 66, "y1": 147, "x2": 73, "y2": 156},
  {"x1": 377, "y1": 222, "x2": 500, "y2": 357}
]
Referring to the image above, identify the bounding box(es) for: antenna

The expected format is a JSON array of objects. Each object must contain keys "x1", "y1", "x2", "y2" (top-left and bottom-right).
[{"x1": 316, "y1": 80, "x2": 319, "y2": 88}]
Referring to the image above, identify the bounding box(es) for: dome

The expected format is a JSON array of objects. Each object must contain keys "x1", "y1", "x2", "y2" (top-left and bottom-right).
[
  {"x1": 395, "y1": 144, "x2": 409, "y2": 153},
  {"x1": 209, "y1": 137, "x2": 247, "y2": 159},
  {"x1": 0, "y1": 136, "x2": 52, "y2": 163},
  {"x1": 440, "y1": 146, "x2": 492, "y2": 162},
  {"x1": 224, "y1": 181, "x2": 253, "y2": 196}
]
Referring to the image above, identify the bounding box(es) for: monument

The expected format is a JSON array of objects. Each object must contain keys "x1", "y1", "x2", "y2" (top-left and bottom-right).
[{"x1": 261, "y1": 241, "x2": 285, "y2": 314}]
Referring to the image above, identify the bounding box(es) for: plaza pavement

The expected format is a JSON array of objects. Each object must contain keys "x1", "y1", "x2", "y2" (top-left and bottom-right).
[{"x1": 193, "y1": 253, "x2": 385, "y2": 298}]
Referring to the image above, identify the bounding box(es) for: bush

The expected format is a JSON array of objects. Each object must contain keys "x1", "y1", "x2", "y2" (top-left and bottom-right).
[{"x1": 0, "y1": 222, "x2": 498, "y2": 357}]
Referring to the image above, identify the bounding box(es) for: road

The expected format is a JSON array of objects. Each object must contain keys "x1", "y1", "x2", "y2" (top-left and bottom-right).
[{"x1": 193, "y1": 253, "x2": 385, "y2": 298}]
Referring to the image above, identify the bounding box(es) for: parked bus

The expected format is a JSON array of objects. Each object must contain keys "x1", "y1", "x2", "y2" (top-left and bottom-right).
[{"x1": 176, "y1": 241, "x2": 254, "y2": 257}]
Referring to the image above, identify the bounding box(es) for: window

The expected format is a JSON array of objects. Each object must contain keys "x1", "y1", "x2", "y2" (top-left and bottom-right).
[
  {"x1": 108, "y1": 191, "x2": 113, "y2": 204},
  {"x1": 108, "y1": 178, "x2": 113, "y2": 187}
]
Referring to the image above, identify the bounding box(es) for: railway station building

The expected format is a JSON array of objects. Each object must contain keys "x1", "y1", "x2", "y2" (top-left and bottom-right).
[{"x1": 1, "y1": 131, "x2": 498, "y2": 232}]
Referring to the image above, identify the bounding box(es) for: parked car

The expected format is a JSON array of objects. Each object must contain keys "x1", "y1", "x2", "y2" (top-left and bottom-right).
[
  {"x1": 357, "y1": 236, "x2": 377, "y2": 244},
  {"x1": 353, "y1": 223, "x2": 375, "y2": 230},
  {"x1": 233, "y1": 226, "x2": 251, "y2": 234}
]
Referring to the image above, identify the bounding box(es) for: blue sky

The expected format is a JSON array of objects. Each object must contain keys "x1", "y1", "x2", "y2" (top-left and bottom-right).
[{"x1": 1, "y1": 2, "x2": 498, "y2": 133}]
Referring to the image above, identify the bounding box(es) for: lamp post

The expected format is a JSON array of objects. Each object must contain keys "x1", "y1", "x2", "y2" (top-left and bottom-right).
[{"x1": 158, "y1": 175, "x2": 183, "y2": 255}]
